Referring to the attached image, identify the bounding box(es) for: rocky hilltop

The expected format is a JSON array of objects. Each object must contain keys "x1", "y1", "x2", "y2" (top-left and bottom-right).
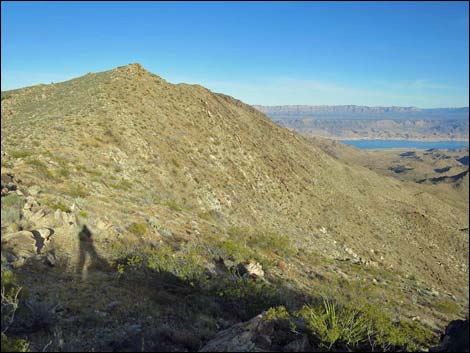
[{"x1": 1, "y1": 64, "x2": 468, "y2": 351}]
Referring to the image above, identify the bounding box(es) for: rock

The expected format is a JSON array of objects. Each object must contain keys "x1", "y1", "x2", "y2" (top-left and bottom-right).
[
  {"x1": 46, "y1": 252, "x2": 56, "y2": 266},
  {"x1": 28, "y1": 185, "x2": 41, "y2": 196},
  {"x1": 237, "y1": 261, "x2": 264, "y2": 279},
  {"x1": 2, "y1": 231, "x2": 39, "y2": 260},
  {"x1": 1, "y1": 187, "x2": 9, "y2": 196},
  {"x1": 11, "y1": 258, "x2": 26, "y2": 269},
  {"x1": 23, "y1": 196, "x2": 39, "y2": 211},
  {"x1": 52, "y1": 209, "x2": 77, "y2": 227},
  {"x1": 283, "y1": 335, "x2": 312, "y2": 352},
  {"x1": 431, "y1": 319, "x2": 469, "y2": 352},
  {"x1": 200, "y1": 312, "x2": 311, "y2": 352},
  {"x1": 277, "y1": 260, "x2": 287, "y2": 272},
  {"x1": 157, "y1": 328, "x2": 201, "y2": 351},
  {"x1": 33, "y1": 228, "x2": 54, "y2": 240},
  {"x1": 199, "y1": 314, "x2": 267, "y2": 352}
]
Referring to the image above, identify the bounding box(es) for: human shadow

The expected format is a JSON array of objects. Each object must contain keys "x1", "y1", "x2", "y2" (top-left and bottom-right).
[{"x1": 77, "y1": 225, "x2": 110, "y2": 281}]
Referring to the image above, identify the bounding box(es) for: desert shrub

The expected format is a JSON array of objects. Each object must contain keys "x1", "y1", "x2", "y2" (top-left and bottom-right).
[
  {"x1": 42, "y1": 199, "x2": 71, "y2": 213},
  {"x1": 56, "y1": 168, "x2": 70, "y2": 178},
  {"x1": 1, "y1": 267, "x2": 28, "y2": 352},
  {"x1": 147, "y1": 244, "x2": 206, "y2": 284},
  {"x1": 65, "y1": 184, "x2": 88, "y2": 198},
  {"x1": 1, "y1": 333, "x2": 29, "y2": 352},
  {"x1": 9, "y1": 150, "x2": 33, "y2": 159},
  {"x1": 264, "y1": 305, "x2": 291, "y2": 322},
  {"x1": 347, "y1": 302, "x2": 434, "y2": 351},
  {"x1": 127, "y1": 222, "x2": 149, "y2": 236},
  {"x1": 148, "y1": 218, "x2": 170, "y2": 236},
  {"x1": 110, "y1": 179, "x2": 132, "y2": 191},
  {"x1": 248, "y1": 230, "x2": 294, "y2": 258},
  {"x1": 1, "y1": 194, "x2": 24, "y2": 225},
  {"x1": 218, "y1": 238, "x2": 252, "y2": 263},
  {"x1": 19, "y1": 298, "x2": 58, "y2": 334},
  {"x1": 296, "y1": 299, "x2": 370, "y2": 349},
  {"x1": 26, "y1": 158, "x2": 46, "y2": 168},
  {"x1": 74, "y1": 197, "x2": 86, "y2": 209},
  {"x1": 26, "y1": 158, "x2": 54, "y2": 179},
  {"x1": 226, "y1": 227, "x2": 295, "y2": 259},
  {"x1": 0, "y1": 208, "x2": 21, "y2": 226},
  {"x1": 1, "y1": 194, "x2": 24, "y2": 209},
  {"x1": 433, "y1": 298, "x2": 461, "y2": 315},
  {"x1": 213, "y1": 277, "x2": 282, "y2": 320},
  {"x1": 197, "y1": 211, "x2": 212, "y2": 221},
  {"x1": 164, "y1": 200, "x2": 182, "y2": 212}
]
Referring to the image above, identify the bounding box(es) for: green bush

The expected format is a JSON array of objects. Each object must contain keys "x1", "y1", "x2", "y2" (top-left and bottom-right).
[
  {"x1": 127, "y1": 222, "x2": 149, "y2": 236},
  {"x1": 1, "y1": 333, "x2": 29, "y2": 352},
  {"x1": 0, "y1": 208, "x2": 21, "y2": 225},
  {"x1": 264, "y1": 305, "x2": 291, "y2": 322},
  {"x1": 1, "y1": 194, "x2": 24, "y2": 225},
  {"x1": 346, "y1": 301, "x2": 434, "y2": 351},
  {"x1": 164, "y1": 200, "x2": 182, "y2": 212},
  {"x1": 147, "y1": 244, "x2": 205, "y2": 283},
  {"x1": 296, "y1": 299, "x2": 369, "y2": 349},
  {"x1": 433, "y1": 298, "x2": 461, "y2": 315},
  {"x1": 65, "y1": 184, "x2": 88, "y2": 198},
  {"x1": 43, "y1": 199, "x2": 71, "y2": 213},
  {"x1": 26, "y1": 158, "x2": 54, "y2": 179},
  {"x1": 247, "y1": 230, "x2": 294, "y2": 258},
  {"x1": 1, "y1": 194, "x2": 24, "y2": 209},
  {"x1": 9, "y1": 150, "x2": 33, "y2": 159},
  {"x1": 218, "y1": 238, "x2": 252, "y2": 263},
  {"x1": 1, "y1": 268, "x2": 27, "y2": 352}
]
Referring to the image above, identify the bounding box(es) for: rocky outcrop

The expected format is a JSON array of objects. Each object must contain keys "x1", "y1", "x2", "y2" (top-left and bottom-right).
[
  {"x1": 237, "y1": 261, "x2": 265, "y2": 279},
  {"x1": 199, "y1": 312, "x2": 312, "y2": 352},
  {"x1": 2, "y1": 228, "x2": 55, "y2": 268},
  {"x1": 431, "y1": 319, "x2": 469, "y2": 352}
]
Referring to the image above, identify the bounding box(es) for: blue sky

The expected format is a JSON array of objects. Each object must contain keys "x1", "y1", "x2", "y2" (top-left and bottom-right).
[{"x1": 1, "y1": 1, "x2": 468, "y2": 107}]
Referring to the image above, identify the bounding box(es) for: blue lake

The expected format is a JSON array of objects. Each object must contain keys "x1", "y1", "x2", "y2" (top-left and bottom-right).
[{"x1": 340, "y1": 139, "x2": 469, "y2": 150}]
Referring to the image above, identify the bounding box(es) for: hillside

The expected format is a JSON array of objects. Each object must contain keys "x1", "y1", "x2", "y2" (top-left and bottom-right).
[
  {"x1": 1, "y1": 64, "x2": 469, "y2": 352},
  {"x1": 308, "y1": 137, "x2": 469, "y2": 212}
]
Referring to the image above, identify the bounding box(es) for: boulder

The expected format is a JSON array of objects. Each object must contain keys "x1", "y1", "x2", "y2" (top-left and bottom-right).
[
  {"x1": 237, "y1": 261, "x2": 264, "y2": 279},
  {"x1": 2, "y1": 231, "x2": 39, "y2": 260},
  {"x1": 23, "y1": 196, "x2": 39, "y2": 211},
  {"x1": 27, "y1": 185, "x2": 41, "y2": 196},
  {"x1": 199, "y1": 314, "x2": 268, "y2": 352},
  {"x1": 32, "y1": 228, "x2": 54, "y2": 240},
  {"x1": 45, "y1": 252, "x2": 56, "y2": 267},
  {"x1": 431, "y1": 319, "x2": 469, "y2": 352},
  {"x1": 199, "y1": 313, "x2": 312, "y2": 352}
]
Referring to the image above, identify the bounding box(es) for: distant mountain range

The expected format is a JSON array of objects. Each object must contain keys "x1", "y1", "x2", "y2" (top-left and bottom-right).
[
  {"x1": 253, "y1": 105, "x2": 469, "y2": 140},
  {"x1": 254, "y1": 105, "x2": 469, "y2": 120}
]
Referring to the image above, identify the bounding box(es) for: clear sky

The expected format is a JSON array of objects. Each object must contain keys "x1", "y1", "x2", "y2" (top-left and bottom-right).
[{"x1": 1, "y1": 1, "x2": 469, "y2": 107}]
